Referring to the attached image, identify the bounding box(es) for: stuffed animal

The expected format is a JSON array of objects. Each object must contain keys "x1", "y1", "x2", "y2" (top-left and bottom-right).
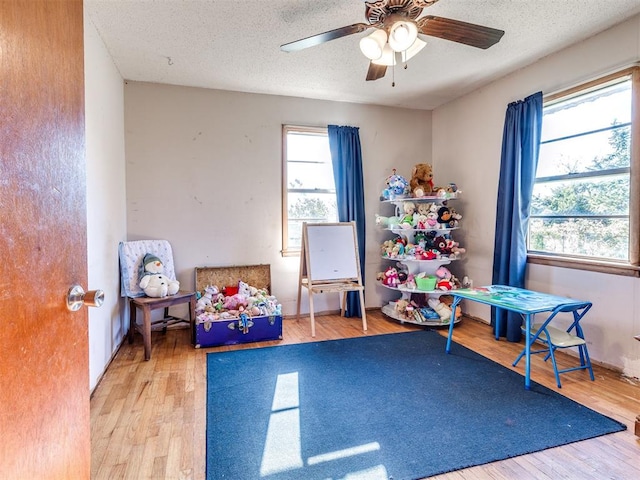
[
  {"x1": 223, "y1": 293, "x2": 248, "y2": 311},
  {"x1": 394, "y1": 299, "x2": 410, "y2": 317},
  {"x1": 437, "y1": 206, "x2": 457, "y2": 228},
  {"x1": 440, "y1": 295, "x2": 462, "y2": 319},
  {"x1": 382, "y1": 267, "x2": 400, "y2": 287},
  {"x1": 395, "y1": 262, "x2": 409, "y2": 284},
  {"x1": 410, "y1": 163, "x2": 434, "y2": 197},
  {"x1": 427, "y1": 297, "x2": 452, "y2": 321},
  {"x1": 375, "y1": 214, "x2": 401, "y2": 229},
  {"x1": 381, "y1": 239, "x2": 395, "y2": 257},
  {"x1": 381, "y1": 169, "x2": 410, "y2": 200},
  {"x1": 399, "y1": 201, "x2": 416, "y2": 229},
  {"x1": 433, "y1": 236, "x2": 451, "y2": 255},
  {"x1": 416, "y1": 202, "x2": 432, "y2": 217},
  {"x1": 446, "y1": 238, "x2": 466, "y2": 257},
  {"x1": 238, "y1": 280, "x2": 251, "y2": 297},
  {"x1": 196, "y1": 285, "x2": 219, "y2": 313},
  {"x1": 139, "y1": 253, "x2": 180, "y2": 298},
  {"x1": 449, "y1": 207, "x2": 463, "y2": 227},
  {"x1": 435, "y1": 266, "x2": 455, "y2": 290}
]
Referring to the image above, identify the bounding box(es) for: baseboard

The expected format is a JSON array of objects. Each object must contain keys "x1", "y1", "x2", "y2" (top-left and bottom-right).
[
  {"x1": 282, "y1": 306, "x2": 385, "y2": 320},
  {"x1": 90, "y1": 334, "x2": 128, "y2": 398}
]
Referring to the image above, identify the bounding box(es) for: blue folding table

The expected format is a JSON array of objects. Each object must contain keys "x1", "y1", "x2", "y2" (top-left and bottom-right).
[{"x1": 446, "y1": 285, "x2": 593, "y2": 389}]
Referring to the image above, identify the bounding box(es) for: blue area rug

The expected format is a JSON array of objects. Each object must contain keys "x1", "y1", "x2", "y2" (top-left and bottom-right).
[{"x1": 206, "y1": 330, "x2": 625, "y2": 480}]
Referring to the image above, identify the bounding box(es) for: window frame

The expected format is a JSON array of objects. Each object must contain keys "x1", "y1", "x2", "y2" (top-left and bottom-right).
[
  {"x1": 527, "y1": 66, "x2": 640, "y2": 277},
  {"x1": 281, "y1": 124, "x2": 335, "y2": 257}
]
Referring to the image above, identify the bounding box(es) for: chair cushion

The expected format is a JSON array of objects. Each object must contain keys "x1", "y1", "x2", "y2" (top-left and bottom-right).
[
  {"x1": 119, "y1": 240, "x2": 177, "y2": 297},
  {"x1": 529, "y1": 323, "x2": 586, "y2": 348}
]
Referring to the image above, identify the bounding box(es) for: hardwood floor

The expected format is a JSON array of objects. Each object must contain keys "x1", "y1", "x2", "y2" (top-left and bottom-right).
[{"x1": 90, "y1": 311, "x2": 640, "y2": 479}]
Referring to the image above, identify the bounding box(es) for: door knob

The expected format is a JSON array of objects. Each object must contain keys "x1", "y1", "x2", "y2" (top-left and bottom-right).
[{"x1": 66, "y1": 285, "x2": 105, "y2": 311}]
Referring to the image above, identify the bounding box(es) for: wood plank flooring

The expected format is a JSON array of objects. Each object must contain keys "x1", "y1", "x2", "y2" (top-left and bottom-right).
[{"x1": 90, "y1": 311, "x2": 640, "y2": 479}]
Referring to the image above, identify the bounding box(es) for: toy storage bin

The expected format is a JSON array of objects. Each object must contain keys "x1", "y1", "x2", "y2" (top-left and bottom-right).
[{"x1": 194, "y1": 264, "x2": 283, "y2": 348}]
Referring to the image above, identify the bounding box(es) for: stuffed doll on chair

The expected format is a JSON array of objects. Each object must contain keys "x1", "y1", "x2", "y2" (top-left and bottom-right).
[{"x1": 139, "y1": 253, "x2": 180, "y2": 298}]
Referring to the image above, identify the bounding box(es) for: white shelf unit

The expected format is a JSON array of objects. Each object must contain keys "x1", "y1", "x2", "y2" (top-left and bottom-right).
[{"x1": 377, "y1": 195, "x2": 464, "y2": 327}]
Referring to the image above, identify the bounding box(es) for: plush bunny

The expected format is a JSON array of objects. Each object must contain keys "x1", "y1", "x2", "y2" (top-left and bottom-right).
[{"x1": 196, "y1": 285, "x2": 220, "y2": 313}]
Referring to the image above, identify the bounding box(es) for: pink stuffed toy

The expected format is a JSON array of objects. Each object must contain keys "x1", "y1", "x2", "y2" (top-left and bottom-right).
[
  {"x1": 223, "y1": 293, "x2": 248, "y2": 311},
  {"x1": 382, "y1": 267, "x2": 400, "y2": 288},
  {"x1": 435, "y1": 266, "x2": 455, "y2": 291}
]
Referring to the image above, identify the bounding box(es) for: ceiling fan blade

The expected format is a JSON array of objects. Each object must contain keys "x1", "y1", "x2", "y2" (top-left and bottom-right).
[
  {"x1": 417, "y1": 15, "x2": 504, "y2": 49},
  {"x1": 366, "y1": 62, "x2": 387, "y2": 81},
  {"x1": 281, "y1": 23, "x2": 372, "y2": 52}
]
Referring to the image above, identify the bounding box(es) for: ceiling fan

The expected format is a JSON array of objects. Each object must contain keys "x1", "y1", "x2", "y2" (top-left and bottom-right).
[{"x1": 280, "y1": 0, "x2": 505, "y2": 82}]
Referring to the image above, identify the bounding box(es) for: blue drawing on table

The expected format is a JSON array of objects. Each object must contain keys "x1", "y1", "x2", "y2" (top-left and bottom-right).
[{"x1": 454, "y1": 285, "x2": 579, "y2": 312}]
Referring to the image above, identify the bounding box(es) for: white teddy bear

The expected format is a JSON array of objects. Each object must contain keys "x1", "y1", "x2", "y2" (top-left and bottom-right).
[{"x1": 139, "y1": 253, "x2": 180, "y2": 298}]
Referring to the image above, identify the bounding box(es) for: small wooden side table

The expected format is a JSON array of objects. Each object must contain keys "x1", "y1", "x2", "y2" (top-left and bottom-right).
[{"x1": 129, "y1": 290, "x2": 196, "y2": 360}]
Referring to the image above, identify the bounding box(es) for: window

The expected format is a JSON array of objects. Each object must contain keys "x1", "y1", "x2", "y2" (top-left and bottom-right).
[
  {"x1": 527, "y1": 67, "x2": 640, "y2": 275},
  {"x1": 282, "y1": 125, "x2": 338, "y2": 256}
]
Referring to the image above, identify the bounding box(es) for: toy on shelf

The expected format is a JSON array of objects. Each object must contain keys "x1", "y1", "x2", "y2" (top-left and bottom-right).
[
  {"x1": 410, "y1": 163, "x2": 435, "y2": 197},
  {"x1": 380, "y1": 168, "x2": 410, "y2": 200},
  {"x1": 399, "y1": 201, "x2": 416, "y2": 229}
]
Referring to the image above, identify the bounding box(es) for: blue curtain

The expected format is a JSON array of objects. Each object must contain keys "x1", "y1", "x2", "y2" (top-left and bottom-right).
[
  {"x1": 491, "y1": 92, "x2": 543, "y2": 342},
  {"x1": 328, "y1": 125, "x2": 366, "y2": 318}
]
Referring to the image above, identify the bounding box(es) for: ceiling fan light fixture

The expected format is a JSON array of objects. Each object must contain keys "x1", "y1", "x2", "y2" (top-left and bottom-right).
[
  {"x1": 359, "y1": 28, "x2": 388, "y2": 60},
  {"x1": 372, "y1": 43, "x2": 397, "y2": 67},
  {"x1": 402, "y1": 37, "x2": 427, "y2": 62},
  {"x1": 388, "y1": 20, "x2": 418, "y2": 52}
]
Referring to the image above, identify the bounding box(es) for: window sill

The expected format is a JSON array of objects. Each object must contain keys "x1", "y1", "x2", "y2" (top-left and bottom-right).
[
  {"x1": 281, "y1": 248, "x2": 301, "y2": 258},
  {"x1": 527, "y1": 253, "x2": 640, "y2": 277}
]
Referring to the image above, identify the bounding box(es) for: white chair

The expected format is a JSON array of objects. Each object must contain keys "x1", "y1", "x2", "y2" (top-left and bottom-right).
[{"x1": 118, "y1": 239, "x2": 195, "y2": 360}]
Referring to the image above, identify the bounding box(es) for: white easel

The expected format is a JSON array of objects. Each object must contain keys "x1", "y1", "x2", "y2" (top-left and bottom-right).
[{"x1": 297, "y1": 222, "x2": 367, "y2": 337}]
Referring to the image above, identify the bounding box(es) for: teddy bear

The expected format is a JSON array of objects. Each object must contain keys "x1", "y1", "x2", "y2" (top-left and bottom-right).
[
  {"x1": 409, "y1": 163, "x2": 434, "y2": 197},
  {"x1": 139, "y1": 253, "x2": 180, "y2": 298}
]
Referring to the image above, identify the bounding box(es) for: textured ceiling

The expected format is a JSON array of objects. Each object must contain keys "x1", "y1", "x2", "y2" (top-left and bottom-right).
[{"x1": 85, "y1": 0, "x2": 640, "y2": 110}]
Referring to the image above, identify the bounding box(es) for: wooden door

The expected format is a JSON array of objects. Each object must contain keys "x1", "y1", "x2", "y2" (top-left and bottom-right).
[{"x1": 0, "y1": 1, "x2": 90, "y2": 478}]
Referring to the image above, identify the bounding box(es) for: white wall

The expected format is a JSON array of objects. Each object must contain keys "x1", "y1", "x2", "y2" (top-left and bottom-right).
[
  {"x1": 123, "y1": 82, "x2": 431, "y2": 317},
  {"x1": 432, "y1": 15, "x2": 640, "y2": 377},
  {"x1": 84, "y1": 12, "x2": 127, "y2": 391}
]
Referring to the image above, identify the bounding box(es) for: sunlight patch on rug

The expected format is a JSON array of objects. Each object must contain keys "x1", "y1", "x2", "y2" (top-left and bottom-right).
[{"x1": 260, "y1": 373, "x2": 303, "y2": 476}]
